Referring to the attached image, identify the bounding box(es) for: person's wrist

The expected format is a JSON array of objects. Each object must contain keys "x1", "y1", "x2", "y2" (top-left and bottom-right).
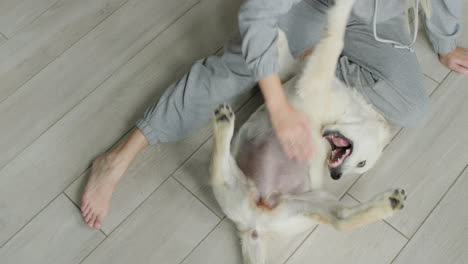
[
  {"x1": 438, "y1": 52, "x2": 449, "y2": 60},
  {"x1": 266, "y1": 95, "x2": 290, "y2": 116}
]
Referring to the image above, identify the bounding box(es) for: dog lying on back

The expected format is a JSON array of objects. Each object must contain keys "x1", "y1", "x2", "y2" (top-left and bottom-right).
[{"x1": 210, "y1": 0, "x2": 406, "y2": 263}]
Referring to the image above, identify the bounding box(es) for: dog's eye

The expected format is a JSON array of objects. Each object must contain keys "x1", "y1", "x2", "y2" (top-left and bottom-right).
[{"x1": 357, "y1": 161, "x2": 366, "y2": 167}]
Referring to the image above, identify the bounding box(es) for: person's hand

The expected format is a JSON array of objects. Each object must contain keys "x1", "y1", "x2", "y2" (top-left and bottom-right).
[
  {"x1": 270, "y1": 102, "x2": 314, "y2": 162},
  {"x1": 439, "y1": 47, "x2": 468, "y2": 74},
  {"x1": 258, "y1": 73, "x2": 313, "y2": 162}
]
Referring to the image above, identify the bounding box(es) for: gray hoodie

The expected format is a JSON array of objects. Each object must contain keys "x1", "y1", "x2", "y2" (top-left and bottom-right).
[{"x1": 238, "y1": 0, "x2": 462, "y2": 81}]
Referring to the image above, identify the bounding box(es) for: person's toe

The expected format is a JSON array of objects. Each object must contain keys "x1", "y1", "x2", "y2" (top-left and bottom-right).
[
  {"x1": 82, "y1": 204, "x2": 90, "y2": 216},
  {"x1": 88, "y1": 214, "x2": 97, "y2": 228},
  {"x1": 85, "y1": 210, "x2": 94, "y2": 223},
  {"x1": 94, "y1": 216, "x2": 102, "y2": 229},
  {"x1": 80, "y1": 200, "x2": 89, "y2": 212},
  {"x1": 89, "y1": 214, "x2": 98, "y2": 229}
]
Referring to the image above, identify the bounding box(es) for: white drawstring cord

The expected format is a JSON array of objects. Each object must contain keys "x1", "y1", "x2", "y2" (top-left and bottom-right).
[{"x1": 372, "y1": 0, "x2": 420, "y2": 53}]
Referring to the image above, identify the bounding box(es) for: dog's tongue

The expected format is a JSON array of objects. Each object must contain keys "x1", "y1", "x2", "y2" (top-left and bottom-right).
[{"x1": 331, "y1": 137, "x2": 349, "y2": 147}]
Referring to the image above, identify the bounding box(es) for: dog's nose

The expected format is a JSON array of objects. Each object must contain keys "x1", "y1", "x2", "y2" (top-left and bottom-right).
[{"x1": 331, "y1": 172, "x2": 342, "y2": 180}]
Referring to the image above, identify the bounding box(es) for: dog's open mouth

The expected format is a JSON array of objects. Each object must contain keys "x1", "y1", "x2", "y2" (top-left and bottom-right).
[{"x1": 323, "y1": 131, "x2": 353, "y2": 168}]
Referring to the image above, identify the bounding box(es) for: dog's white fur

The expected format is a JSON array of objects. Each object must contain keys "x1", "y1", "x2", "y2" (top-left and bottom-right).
[{"x1": 210, "y1": 1, "x2": 406, "y2": 263}]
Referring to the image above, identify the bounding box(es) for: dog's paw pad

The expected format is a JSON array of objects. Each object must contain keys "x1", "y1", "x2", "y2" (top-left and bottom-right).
[
  {"x1": 214, "y1": 104, "x2": 234, "y2": 123},
  {"x1": 388, "y1": 189, "x2": 406, "y2": 210}
]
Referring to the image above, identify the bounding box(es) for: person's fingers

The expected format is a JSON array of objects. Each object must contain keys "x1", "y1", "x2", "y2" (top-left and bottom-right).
[
  {"x1": 303, "y1": 140, "x2": 313, "y2": 161},
  {"x1": 282, "y1": 137, "x2": 294, "y2": 159},
  {"x1": 451, "y1": 63, "x2": 468, "y2": 74},
  {"x1": 295, "y1": 133, "x2": 313, "y2": 162},
  {"x1": 287, "y1": 138, "x2": 304, "y2": 161},
  {"x1": 297, "y1": 140, "x2": 308, "y2": 161},
  {"x1": 457, "y1": 57, "x2": 468, "y2": 69},
  {"x1": 300, "y1": 126, "x2": 313, "y2": 159},
  {"x1": 295, "y1": 145, "x2": 306, "y2": 162}
]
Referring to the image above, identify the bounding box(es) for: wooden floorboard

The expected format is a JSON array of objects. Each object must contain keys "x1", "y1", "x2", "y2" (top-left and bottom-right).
[
  {"x1": 79, "y1": 178, "x2": 219, "y2": 264},
  {"x1": 0, "y1": 33, "x2": 6, "y2": 45},
  {"x1": 0, "y1": 194, "x2": 105, "y2": 264},
  {"x1": 0, "y1": 0, "x2": 127, "y2": 103},
  {"x1": 393, "y1": 167, "x2": 468, "y2": 264},
  {"x1": 0, "y1": 0, "x2": 199, "y2": 246},
  {"x1": 0, "y1": 0, "x2": 58, "y2": 38},
  {"x1": 0, "y1": 0, "x2": 197, "y2": 173},
  {"x1": 182, "y1": 217, "x2": 313, "y2": 264}
]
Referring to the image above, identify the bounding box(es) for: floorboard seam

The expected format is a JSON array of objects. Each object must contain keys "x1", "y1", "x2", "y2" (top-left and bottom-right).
[
  {"x1": 5, "y1": 0, "x2": 61, "y2": 39},
  {"x1": 344, "y1": 191, "x2": 410, "y2": 242},
  {"x1": 347, "y1": 193, "x2": 408, "y2": 241},
  {"x1": 0, "y1": 191, "x2": 63, "y2": 248},
  {"x1": 423, "y1": 73, "x2": 440, "y2": 85},
  {"x1": 0, "y1": 0, "x2": 130, "y2": 106},
  {"x1": 0, "y1": 0, "x2": 199, "y2": 180},
  {"x1": 172, "y1": 175, "x2": 223, "y2": 219},
  {"x1": 281, "y1": 225, "x2": 320, "y2": 264},
  {"x1": 389, "y1": 164, "x2": 468, "y2": 264},
  {"x1": 177, "y1": 218, "x2": 224, "y2": 264},
  {"x1": 78, "y1": 228, "x2": 110, "y2": 264},
  {"x1": 0, "y1": 31, "x2": 8, "y2": 40},
  {"x1": 382, "y1": 219, "x2": 410, "y2": 240},
  {"x1": 62, "y1": 191, "x2": 109, "y2": 238}
]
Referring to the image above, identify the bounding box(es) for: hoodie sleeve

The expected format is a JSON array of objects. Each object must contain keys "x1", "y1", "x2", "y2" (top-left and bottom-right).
[
  {"x1": 424, "y1": 0, "x2": 463, "y2": 54},
  {"x1": 238, "y1": 0, "x2": 301, "y2": 81}
]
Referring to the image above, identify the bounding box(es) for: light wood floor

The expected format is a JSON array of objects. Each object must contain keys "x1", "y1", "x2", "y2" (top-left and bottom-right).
[{"x1": 0, "y1": 0, "x2": 467, "y2": 263}]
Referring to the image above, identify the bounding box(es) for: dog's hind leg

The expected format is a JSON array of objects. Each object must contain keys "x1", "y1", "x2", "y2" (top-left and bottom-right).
[
  {"x1": 329, "y1": 189, "x2": 407, "y2": 231},
  {"x1": 295, "y1": 0, "x2": 355, "y2": 98},
  {"x1": 281, "y1": 188, "x2": 407, "y2": 232}
]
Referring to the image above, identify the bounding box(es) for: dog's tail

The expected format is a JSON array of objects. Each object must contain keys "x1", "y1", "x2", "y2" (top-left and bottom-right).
[{"x1": 240, "y1": 229, "x2": 266, "y2": 264}]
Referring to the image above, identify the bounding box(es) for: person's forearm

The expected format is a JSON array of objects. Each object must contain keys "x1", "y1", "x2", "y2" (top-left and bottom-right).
[
  {"x1": 258, "y1": 73, "x2": 289, "y2": 115},
  {"x1": 258, "y1": 73, "x2": 314, "y2": 161}
]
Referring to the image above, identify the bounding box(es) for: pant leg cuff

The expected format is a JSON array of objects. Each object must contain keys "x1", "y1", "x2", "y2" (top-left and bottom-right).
[{"x1": 136, "y1": 119, "x2": 159, "y2": 145}]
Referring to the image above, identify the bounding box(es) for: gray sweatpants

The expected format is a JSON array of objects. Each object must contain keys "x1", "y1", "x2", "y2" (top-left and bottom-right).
[{"x1": 136, "y1": 0, "x2": 429, "y2": 144}]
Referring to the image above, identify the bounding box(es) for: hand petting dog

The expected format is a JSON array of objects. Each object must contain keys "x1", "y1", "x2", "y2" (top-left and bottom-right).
[{"x1": 259, "y1": 73, "x2": 314, "y2": 162}]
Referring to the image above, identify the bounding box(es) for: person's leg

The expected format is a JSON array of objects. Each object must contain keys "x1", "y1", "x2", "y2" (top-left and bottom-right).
[
  {"x1": 81, "y1": 39, "x2": 256, "y2": 229},
  {"x1": 81, "y1": 128, "x2": 147, "y2": 229},
  {"x1": 81, "y1": 0, "x2": 333, "y2": 229},
  {"x1": 336, "y1": 14, "x2": 430, "y2": 126}
]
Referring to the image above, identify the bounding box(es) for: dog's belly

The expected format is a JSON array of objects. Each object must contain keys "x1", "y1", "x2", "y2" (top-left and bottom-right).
[{"x1": 235, "y1": 134, "x2": 310, "y2": 206}]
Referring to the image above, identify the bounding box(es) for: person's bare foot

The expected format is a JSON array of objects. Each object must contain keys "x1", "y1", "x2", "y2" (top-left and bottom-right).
[
  {"x1": 81, "y1": 129, "x2": 148, "y2": 229},
  {"x1": 81, "y1": 151, "x2": 127, "y2": 229}
]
